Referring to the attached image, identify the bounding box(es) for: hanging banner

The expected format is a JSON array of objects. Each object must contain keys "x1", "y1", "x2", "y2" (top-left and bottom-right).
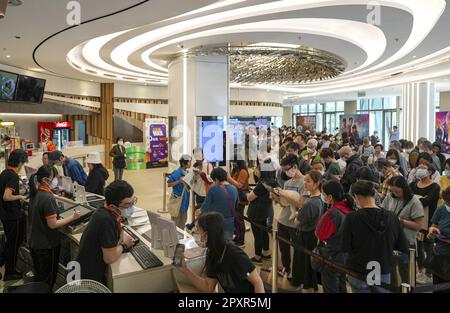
[
  {"x1": 436, "y1": 112, "x2": 450, "y2": 152},
  {"x1": 339, "y1": 114, "x2": 370, "y2": 139},
  {"x1": 295, "y1": 115, "x2": 316, "y2": 131},
  {"x1": 145, "y1": 118, "x2": 169, "y2": 168}
]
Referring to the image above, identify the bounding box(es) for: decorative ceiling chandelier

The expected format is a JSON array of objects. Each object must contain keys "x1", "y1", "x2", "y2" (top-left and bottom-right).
[{"x1": 186, "y1": 44, "x2": 347, "y2": 85}]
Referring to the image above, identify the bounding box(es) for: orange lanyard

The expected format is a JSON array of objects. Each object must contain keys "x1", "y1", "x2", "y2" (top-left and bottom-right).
[{"x1": 103, "y1": 204, "x2": 123, "y2": 236}]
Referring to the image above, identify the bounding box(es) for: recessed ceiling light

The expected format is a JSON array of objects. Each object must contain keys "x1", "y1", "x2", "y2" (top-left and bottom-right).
[
  {"x1": 412, "y1": 55, "x2": 417, "y2": 58},
  {"x1": 6, "y1": 55, "x2": 11, "y2": 58}
]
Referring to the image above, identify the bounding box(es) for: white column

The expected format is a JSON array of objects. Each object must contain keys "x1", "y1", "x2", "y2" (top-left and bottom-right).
[
  {"x1": 168, "y1": 54, "x2": 229, "y2": 160},
  {"x1": 402, "y1": 82, "x2": 435, "y2": 144}
]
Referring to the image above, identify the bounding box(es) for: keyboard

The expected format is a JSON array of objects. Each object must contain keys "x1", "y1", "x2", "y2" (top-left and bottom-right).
[{"x1": 130, "y1": 242, "x2": 164, "y2": 269}]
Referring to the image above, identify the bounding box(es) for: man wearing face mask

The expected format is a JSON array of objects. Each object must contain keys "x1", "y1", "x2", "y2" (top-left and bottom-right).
[
  {"x1": 48, "y1": 150, "x2": 87, "y2": 186},
  {"x1": 0, "y1": 149, "x2": 28, "y2": 281},
  {"x1": 376, "y1": 158, "x2": 402, "y2": 201},
  {"x1": 419, "y1": 140, "x2": 442, "y2": 174},
  {"x1": 76, "y1": 180, "x2": 136, "y2": 285},
  {"x1": 109, "y1": 137, "x2": 127, "y2": 181},
  {"x1": 300, "y1": 139, "x2": 321, "y2": 165},
  {"x1": 339, "y1": 146, "x2": 364, "y2": 193}
]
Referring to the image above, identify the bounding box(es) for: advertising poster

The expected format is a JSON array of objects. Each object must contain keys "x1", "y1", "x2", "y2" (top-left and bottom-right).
[
  {"x1": 200, "y1": 118, "x2": 225, "y2": 163},
  {"x1": 435, "y1": 112, "x2": 450, "y2": 152},
  {"x1": 340, "y1": 114, "x2": 370, "y2": 138},
  {"x1": 145, "y1": 118, "x2": 169, "y2": 168},
  {"x1": 295, "y1": 115, "x2": 316, "y2": 131}
]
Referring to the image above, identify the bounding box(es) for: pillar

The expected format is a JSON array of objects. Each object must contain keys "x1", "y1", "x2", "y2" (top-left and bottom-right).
[
  {"x1": 440, "y1": 91, "x2": 450, "y2": 112},
  {"x1": 100, "y1": 83, "x2": 114, "y2": 169},
  {"x1": 168, "y1": 54, "x2": 229, "y2": 162},
  {"x1": 402, "y1": 82, "x2": 435, "y2": 144},
  {"x1": 344, "y1": 100, "x2": 357, "y2": 115},
  {"x1": 283, "y1": 106, "x2": 293, "y2": 127}
]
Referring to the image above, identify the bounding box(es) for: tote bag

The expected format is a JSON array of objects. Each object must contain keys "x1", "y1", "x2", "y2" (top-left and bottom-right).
[{"x1": 168, "y1": 187, "x2": 186, "y2": 218}]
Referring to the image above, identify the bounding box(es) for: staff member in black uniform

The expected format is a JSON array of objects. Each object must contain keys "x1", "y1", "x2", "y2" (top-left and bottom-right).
[
  {"x1": 76, "y1": 180, "x2": 136, "y2": 285},
  {"x1": 85, "y1": 152, "x2": 109, "y2": 196},
  {"x1": 0, "y1": 149, "x2": 28, "y2": 281},
  {"x1": 28, "y1": 165, "x2": 80, "y2": 291}
]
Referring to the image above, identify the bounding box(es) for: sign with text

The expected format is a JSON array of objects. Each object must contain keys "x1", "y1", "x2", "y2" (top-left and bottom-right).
[{"x1": 145, "y1": 118, "x2": 169, "y2": 168}]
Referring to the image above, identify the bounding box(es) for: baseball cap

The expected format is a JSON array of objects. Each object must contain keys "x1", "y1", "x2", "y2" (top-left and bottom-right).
[{"x1": 48, "y1": 150, "x2": 64, "y2": 161}]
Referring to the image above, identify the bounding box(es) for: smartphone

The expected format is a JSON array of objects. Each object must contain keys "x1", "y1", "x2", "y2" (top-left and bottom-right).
[{"x1": 173, "y1": 243, "x2": 185, "y2": 267}]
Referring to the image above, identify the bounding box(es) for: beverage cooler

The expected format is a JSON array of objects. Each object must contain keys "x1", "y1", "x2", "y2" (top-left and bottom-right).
[{"x1": 38, "y1": 121, "x2": 71, "y2": 150}]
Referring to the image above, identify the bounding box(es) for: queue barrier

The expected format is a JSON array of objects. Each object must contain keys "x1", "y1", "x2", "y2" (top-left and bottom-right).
[
  {"x1": 158, "y1": 173, "x2": 172, "y2": 214},
  {"x1": 242, "y1": 215, "x2": 414, "y2": 293}
]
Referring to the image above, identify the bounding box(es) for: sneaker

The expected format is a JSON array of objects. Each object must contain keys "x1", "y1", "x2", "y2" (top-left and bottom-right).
[
  {"x1": 277, "y1": 267, "x2": 286, "y2": 277},
  {"x1": 287, "y1": 272, "x2": 293, "y2": 281},
  {"x1": 250, "y1": 257, "x2": 263, "y2": 264},
  {"x1": 416, "y1": 272, "x2": 432, "y2": 285}
]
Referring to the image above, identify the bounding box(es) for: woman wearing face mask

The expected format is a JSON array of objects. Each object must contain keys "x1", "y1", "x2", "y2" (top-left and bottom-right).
[
  {"x1": 178, "y1": 212, "x2": 265, "y2": 293},
  {"x1": 386, "y1": 149, "x2": 407, "y2": 177},
  {"x1": 409, "y1": 160, "x2": 441, "y2": 284},
  {"x1": 438, "y1": 158, "x2": 450, "y2": 206},
  {"x1": 316, "y1": 179, "x2": 353, "y2": 293},
  {"x1": 408, "y1": 153, "x2": 440, "y2": 184},
  {"x1": 246, "y1": 159, "x2": 277, "y2": 263},
  {"x1": 382, "y1": 176, "x2": 425, "y2": 288},
  {"x1": 376, "y1": 158, "x2": 402, "y2": 201},
  {"x1": 28, "y1": 165, "x2": 80, "y2": 291},
  {"x1": 292, "y1": 171, "x2": 324, "y2": 292},
  {"x1": 273, "y1": 154, "x2": 306, "y2": 280},
  {"x1": 85, "y1": 152, "x2": 109, "y2": 196},
  {"x1": 109, "y1": 137, "x2": 127, "y2": 181}
]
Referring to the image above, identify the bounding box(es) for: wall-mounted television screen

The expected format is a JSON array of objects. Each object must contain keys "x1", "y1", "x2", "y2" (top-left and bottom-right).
[
  {"x1": 15, "y1": 75, "x2": 46, "y2": 103},
  {"x1": 0, "y1": 70, "x2": 18, "y2": 101}
]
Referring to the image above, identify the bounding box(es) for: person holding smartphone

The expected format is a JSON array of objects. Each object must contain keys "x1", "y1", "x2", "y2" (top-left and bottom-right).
[
  {"x1": 28, "y1": 165, "x2": 80, "y2": 291},
  {"x1": 76, "y1": 180, "x2": 136, "y2": 285},
  {"x1": 177, "y1": 212, "x2": 265, "y2": 293}
]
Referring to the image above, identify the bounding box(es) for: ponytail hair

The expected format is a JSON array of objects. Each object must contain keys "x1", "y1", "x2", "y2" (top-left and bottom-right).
[
  {"x1": 28, "y1": 165, "x2": 54, "y2": 199},
  {"x1": 321, "y1": 179, "x2": 354, "y2": 209}
]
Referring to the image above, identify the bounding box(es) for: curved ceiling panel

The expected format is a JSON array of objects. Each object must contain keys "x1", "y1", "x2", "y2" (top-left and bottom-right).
[{"x1": 17, "y1": 0, "x2": 447, "y2": 98}]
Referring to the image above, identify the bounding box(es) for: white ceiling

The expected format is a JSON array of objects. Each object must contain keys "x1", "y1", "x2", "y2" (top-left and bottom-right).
[{"x1": 0, "y1": 0, "x2": 450, "y2": 103}]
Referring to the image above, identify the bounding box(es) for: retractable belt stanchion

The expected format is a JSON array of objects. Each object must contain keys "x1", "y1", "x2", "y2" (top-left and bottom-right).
[
  {"x1": 158, "y1": 173, "x2": 170, "y2": 214},
  {"x1": 271, "y1": 228, "x2": 278, "y2": 294},
  {"x1": 408, "y1": 248, "x2": 416, "y2": 289}
]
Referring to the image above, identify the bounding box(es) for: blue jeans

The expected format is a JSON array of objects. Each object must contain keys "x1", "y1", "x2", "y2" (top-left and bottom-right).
[{"x1": 347, "y1": 273, "x2": 391, "y2": 293}]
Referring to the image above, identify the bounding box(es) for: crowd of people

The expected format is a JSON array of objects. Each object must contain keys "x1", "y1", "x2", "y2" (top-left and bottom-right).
[
  {"x1": 168, "y1": 125, "x2": 450, "y2": 293},
  {"x1": 1, "y1": 127, "x2": 450, "y2": 294}
]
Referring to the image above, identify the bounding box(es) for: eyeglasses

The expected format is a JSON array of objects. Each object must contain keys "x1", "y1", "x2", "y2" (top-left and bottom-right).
[{"x1": 118, "y1": 197, "x2": 138, "y2": 209}]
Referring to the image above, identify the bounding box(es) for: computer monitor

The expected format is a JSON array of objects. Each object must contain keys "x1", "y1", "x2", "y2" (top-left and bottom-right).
[
  {"x1": 146, "y1": 211, "x2": 162, "y2": 249},
  {"x1": 155, "y1": 216, "x2": 179, "y2": 258}
]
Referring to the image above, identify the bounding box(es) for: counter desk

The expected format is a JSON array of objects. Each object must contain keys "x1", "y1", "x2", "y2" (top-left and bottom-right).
[{"x1": 55, "y1": 194, "x2": 204, "y2": 293}]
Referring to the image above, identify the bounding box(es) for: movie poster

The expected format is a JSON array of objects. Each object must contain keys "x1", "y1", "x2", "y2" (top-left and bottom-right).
[
  {"x1": 340, "y1": 114, "x2": 369, "y2": 138},
  {"x1": 145, "y1": 118, "x2": 169, "y2": 168},
  {"x1": 435, "y1": 112, "x2": 450, "y2": 152},
  {"x1": 295, "y1": 115, "x2": 316, "y2": 131}
]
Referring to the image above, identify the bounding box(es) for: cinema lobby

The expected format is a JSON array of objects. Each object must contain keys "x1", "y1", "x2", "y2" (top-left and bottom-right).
[{"x1": 1, "y1": 0, "x2": 450, "y2": 299}]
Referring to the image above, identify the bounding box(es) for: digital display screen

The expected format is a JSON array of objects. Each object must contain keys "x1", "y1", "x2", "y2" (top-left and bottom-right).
[
  {"x1": 199, "y1": 118, "x2": 225, "y2": 162},
  {"x1": 0, "y1": 70, "x2": 18, "y2": 101},
  {"x1": 15, "y1": 75, "x2": 46, "y2": 103}
]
